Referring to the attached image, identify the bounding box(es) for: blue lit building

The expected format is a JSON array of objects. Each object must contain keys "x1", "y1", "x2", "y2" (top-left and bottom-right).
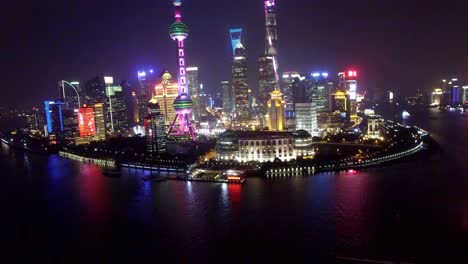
[
  {"x1": 229, "y1": 28, "x2": 243, "y2": 56},
  {"x1": 44, "y1": 100, "x2": 65, "y2": 135}
]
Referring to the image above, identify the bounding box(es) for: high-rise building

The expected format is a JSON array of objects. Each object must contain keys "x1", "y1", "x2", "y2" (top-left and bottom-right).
[
  {"x1": 258, "y1": 0, "x2": 280, "y2": 116},
  {"x1": 221, "y1": 81, "x2": 233, "y2": 113},
  {"x1": 136, "y1": 70, "x2": 156, "y2": 126},
  {"x1": 281, "y1": 71, "x2": 300, "y2": 112},
  {"x1": 258, "y1": 56, "x2": 278, "y2": 115},
  {"x1": 154, "y1": 72, "x2": 179, "y2": 128},
  {"x1": 264, "y1": 0, "x2": 278, "y2": 57},
  {"x1": 295, "y1": 102, "x2": 319, "y2": 137},
  {"x1": 267, "y1": 89, "x2": 285, "y2": 131},
  {"x1": 167, "y1": 0, "x2": 196, "y2": 140},
  {"x1": 345, "y1": 70, "x2": 358, "y2": 121},
  {"x1": 145, "y1": 98, "x2": 166, "y2": 154},
  {"x1": 59, "y1": 81, "x2": 81, "y2": 110},
  {"x1": 229, "y1": 28, "x2": 243, "y2": 56},
  {"x1": 310, "y1": 72, "x2": 333, "y2": 112},
  {"x1": 44, "y1": 100, "x2": 65, "y2": 136},
  {"x1": 186, "y1": 66, "x2": 200, "y2": 123},
  {"x1": 94, "y1": 103, "x2": 106, "y2": 141},
  {"x1": 25, "y1": 107, "x2": 45, "y2": 132},
  {"x1": 104, "y1": 77, "x2": 128, "y2": 134},
  {"x1": 78, "y1": 106, "x2": 96, "y2": 138},
  {"x1": 62, "y1": 109, "x2": 79, "y2": 140},
  {"x1": 84, "y1": 76, "x2": 106, "y2": 105},
  {"x1": 232, "y1": 42, "x2": 250, "y2": 121},
  {"x1": 430, "y1": 88, "x2": 443, "y2": 106}
]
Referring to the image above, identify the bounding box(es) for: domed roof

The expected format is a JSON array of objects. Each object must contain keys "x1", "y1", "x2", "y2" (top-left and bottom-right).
[
  {"x1": 162, "y1": 71, "x2": 172, "y2": 81},
  {"x1": 293, "y1": 129, "x2": 312, "y2": 139},
  {"x1": 169, "y1": 22, "x2": 189, "y2": 39}
]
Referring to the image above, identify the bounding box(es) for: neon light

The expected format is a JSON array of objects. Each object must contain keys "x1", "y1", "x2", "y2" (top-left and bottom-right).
[{"x1": 312, "y1": 73, "x2": 320, "y2": 77}]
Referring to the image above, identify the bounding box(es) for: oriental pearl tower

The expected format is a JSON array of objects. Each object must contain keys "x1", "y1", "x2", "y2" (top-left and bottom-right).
[{"x1": 167, "y1": 0, "x2": 196, "y2": 141}]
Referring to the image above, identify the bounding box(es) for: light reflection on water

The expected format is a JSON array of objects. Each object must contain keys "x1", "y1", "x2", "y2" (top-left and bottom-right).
[{"x1": 0, "y1": 108, "x2": 466, "y2": 262}]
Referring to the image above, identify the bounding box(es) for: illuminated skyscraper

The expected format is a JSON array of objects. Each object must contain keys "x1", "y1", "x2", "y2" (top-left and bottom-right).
[
  {"x1": 145, "y1": 98, "x2": 166, "y2": 154},
  {"x1": 94, "y1": 103, "x2": 106, "y2": 140},
  {"x1": 295, "y1": 102, "x2": 319, "y2": 137},
  {"x1": 345, "y1": 70, "x2": 358, "y2": 121},
  {"x1": 186, "y1": 66, "x2": 200, "y2": 123},
  {"x1": 137, "y1": 69, "x2": 156, "y2": 125},
  {"x1": 154, "y1": 71, "x2": 178, "y2": 128},
  {"x1": 104, "y1": 77, "x2": 128, "y2": 134},
  {"x1": 281, "y1": 71, "x2": 300, "y2": 112},
  {"x1": 167, "y1": 0, "x2": 195, "y2": 140},
  {"x1": 258, "y1": 56, "x2": 278, "y2": 114},
  {"x1": 232, "y1": 42, "x2": 250, "y2": 121},
  {"x1": 221, "y1": 81, "x2": 233, "y2": 113},
  {"x1": 229, "y1": 28, "x2": 243, "y2": 56},
  {"x1": 44, "y1": 100, "x2": 65, "y2": 136},
  {"x1": 310, "y1": 72, "x2": 333, "y2": 112},
  {"x1": 267, "y1": 89, "x2": 285, "y2": 131},
  {"x1": 264, "y1": 0, "x2": 278, "y2": 57},
  {"x1": 78, "y1": 106, "x2": 96, "y2": 137}
]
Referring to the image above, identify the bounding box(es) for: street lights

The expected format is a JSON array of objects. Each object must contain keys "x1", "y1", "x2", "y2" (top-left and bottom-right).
[{"x1": 60, "y1": 80, "x2": 81, "y2": 107}]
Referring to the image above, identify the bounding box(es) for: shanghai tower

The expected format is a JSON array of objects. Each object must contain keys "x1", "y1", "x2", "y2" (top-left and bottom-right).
[{"x1": 258, "y1": 0, "x2": 280, "y2": 115}]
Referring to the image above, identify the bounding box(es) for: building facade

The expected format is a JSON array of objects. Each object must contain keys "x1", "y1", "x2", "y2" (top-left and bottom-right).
[
  {"x1": 216, "y1": 130, "x2": 314, "y2": 162},
  {"x1": 267, "y1": 89, "x2": 285, "y2": 131},
  {"x1": 295, "y1": 102, "x2": 319, "y2": 137},
  {"x1": 154, "y1": 72, "x2": 178, "y2": 128},
  {"x1": 186, "y1": 66, "x2": 200, "y2": 123},
  {"x1": 77, "y1": 106, "x2": 96, "y2": 138},
  {"x1": 232, "y1": 42, "x2": 250, "y2": 122},
  {"x1": 258, "y1": 55, "x2": 278, "y2": 114},
  {"x1": 94, "y1": 103, "x2": 106, "y2": 141},
  {"x1": 145, "y1": 98, "x2": 167, "y2": 154}
]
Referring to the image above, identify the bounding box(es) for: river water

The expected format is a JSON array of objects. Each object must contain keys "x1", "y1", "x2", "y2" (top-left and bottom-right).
[{"x1": 0, "y1": 108, "x2": 467, "y2": 262}]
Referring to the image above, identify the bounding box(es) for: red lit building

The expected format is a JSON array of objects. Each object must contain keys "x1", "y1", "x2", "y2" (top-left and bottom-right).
[{"x1": 78, "y1": 106, "x2": 96, "y2": 137}]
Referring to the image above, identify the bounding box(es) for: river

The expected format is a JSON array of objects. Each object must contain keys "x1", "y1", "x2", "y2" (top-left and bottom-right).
[{"x1": 0, "y1": 108, "x2": 467, "y2": 262}]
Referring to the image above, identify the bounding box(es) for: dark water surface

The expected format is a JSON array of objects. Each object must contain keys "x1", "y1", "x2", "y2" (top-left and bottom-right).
[{"x1": 1, "y1": 108, "x2": 467, "y2": 262}]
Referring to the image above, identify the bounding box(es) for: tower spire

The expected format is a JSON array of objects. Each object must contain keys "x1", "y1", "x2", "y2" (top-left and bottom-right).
[{"x1": 167, "y1": 0, "x2": 196, "y2": 140}]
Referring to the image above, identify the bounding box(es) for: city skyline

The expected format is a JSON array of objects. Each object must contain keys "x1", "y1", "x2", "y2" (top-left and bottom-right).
[{"x1": 2, "y1": 0, "x2": 467, "y2": 108}]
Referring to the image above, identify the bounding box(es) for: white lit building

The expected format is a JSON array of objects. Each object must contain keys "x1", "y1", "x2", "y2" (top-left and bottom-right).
[
  {"x1": 216, "y1": 130, "x2": 314, "y2": 162},
  {"x1": 295, "y1": 102, "x2": 320, "y2": 137},
  {"x1": 367, "y1": 116, "x2": 382, "y2": 139}
]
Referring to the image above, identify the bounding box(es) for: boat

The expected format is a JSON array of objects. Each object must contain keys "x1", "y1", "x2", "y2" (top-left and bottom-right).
[{"x1": 103, "y1": 170, "x2": 122, "y2": 177}]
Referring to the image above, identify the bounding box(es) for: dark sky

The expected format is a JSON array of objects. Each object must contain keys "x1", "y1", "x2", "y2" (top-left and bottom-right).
[{"x1": 1, "y1": 0, "x2": 467, "y2": 108}]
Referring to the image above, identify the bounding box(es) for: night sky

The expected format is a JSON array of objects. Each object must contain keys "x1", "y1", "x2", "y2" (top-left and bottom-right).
[{"x1": 2, "y1": 0, "x2": 467, "y2": 108}]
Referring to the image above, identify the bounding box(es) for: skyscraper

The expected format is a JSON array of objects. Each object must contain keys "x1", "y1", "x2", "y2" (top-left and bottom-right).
[
  {"x1": 310, "y1": 72, "x2": 333, "y2": 112},
  {"x1": 232, "y1": 42, "x2": 250, "y2": 122},
  {"x1": 264, "y1": 0, "x2": 278, "y2": 57},
  {"x1": 258, "y1": 0, "x2": 280, "y2": 116},
  {"x1": 229, "y1": 28, "x2": 243, "y2": 56},
  {"x1": 167, "y1": 0, "x2": 195, "y2": 140},
  {"x1": 154, "y1": 71, "x2": 178, "y2": 128},
  {"x1": 295, "y1": 102, "x2": 319, "y2": 137},
  {"x1": 137, "y1": 69, "x2": 156, "y2": 125},
  {"x1": 44, "y1": 100, "x2": 65, "y2": 136},
  {"x1": 145, "y1": 98, "x2": 166, "y2": 154},
  {"x1": 104, "y1": 77, "x2": 128, "y2": 134},
  {"x1": 94, "y1": 103, "x2": 106, "y2": 141},
  {"x1": 345, "y1": 70, "x2": 358, "y2": 121},
  {"x1": 258, "y1": 56, "x2": 278, "y2": 114},
  {"x1": 186, "y1": 66, "x2": 200, "y2": 123},
  {"x1": 221, "y1": 81, "x2": 233, "y2": 113},
  {"x1": 77, "y1": 106, "x2": 96, "y2": 138},
  {"x1": 267, "y1": 89, "x2": 285, "y2": 131},
  {"x1": 281, "y1": 71, "x2": 300, "y2": 112}
]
